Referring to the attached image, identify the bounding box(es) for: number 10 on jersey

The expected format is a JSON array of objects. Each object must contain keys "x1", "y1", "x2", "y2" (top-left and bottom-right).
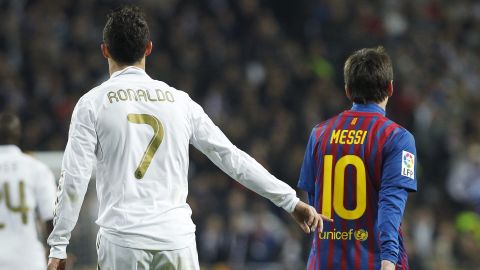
[{"x1": 322, "y1": 155, "x2": 367, "y2": 220}]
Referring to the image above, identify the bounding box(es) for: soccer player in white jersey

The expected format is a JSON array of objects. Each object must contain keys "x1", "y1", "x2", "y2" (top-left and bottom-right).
[
  {"x1": 0, "y1": 113, "x2": 57, "y2": 269},
  {"x1": 47, "y1": 6, "x2": 331, "y2": 270}
]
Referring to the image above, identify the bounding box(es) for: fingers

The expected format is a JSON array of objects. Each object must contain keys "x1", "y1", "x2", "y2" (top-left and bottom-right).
[
  {"x1": 302, "y1": 206, "x2": 322, "y2": 233},
  {"x1": 316, "y1": 213, "x2": 333, "y2": 233},
  {"x1": 299, "y1": 221, "x2": 310, "y2": 233},
  {"x1": 307, "y1": 209, "x2": 333, "y2": 233},
  {"x1": 309, "y1": 207, "x2": 320, "y2": 232},
  {"x1": 306, "y1": 206, "x2": 315, "y2": 228},
  {"x1": 291, "y1": 201, "x2": 334, "y2": 234},
  {"x1": 320, "y1": 214, "x2": 334, "y2": 223},
  {"x1": 318, "y1": 215, "x2": 324, "y2": 232}
]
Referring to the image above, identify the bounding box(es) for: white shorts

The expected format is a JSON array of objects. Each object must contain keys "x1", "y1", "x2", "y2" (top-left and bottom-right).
[{"x1": 96, "y1": 234, "x2": 200, "y2": 270}]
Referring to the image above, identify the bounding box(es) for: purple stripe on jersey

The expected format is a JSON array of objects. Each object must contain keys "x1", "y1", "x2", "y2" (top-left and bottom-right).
[
  {"x1": 338, "y1": 116, "x2": 354, "y2": 270},
  {"x1": 360, "y1": 116, "x2": 378, "y2": 270},
  {"x1": 373, "y1": 121, "x2": 401, "y2": 269},
  {"x1": 312, "y1": 124, "x2": 324, "y2": 270},
  {"x1": 317, "y1": 115, "x2": 343, "y2": 270},
  {"x1": 369, "y1": 120, "x2": 392, "y2": 185},
  {"x1": 307, "y1": 249, "x2": 315, "y2": 270},
  {"x1": 365, "y1": 117, "x2": 393, "y2": 269},
  {"x1": 397, "y1": 229, "x2": 409, "y2": 270},
  {"x1": 326, "y1": 115, "x2": 350, "y2": 269},
  {"x1": 348, "y1": 116, "x2": 368, "y2": 270}
]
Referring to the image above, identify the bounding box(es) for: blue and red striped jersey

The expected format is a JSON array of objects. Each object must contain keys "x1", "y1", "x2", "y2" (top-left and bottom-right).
[{"x1": 298, "y1": 103, "x2": 417, "y2": 270}]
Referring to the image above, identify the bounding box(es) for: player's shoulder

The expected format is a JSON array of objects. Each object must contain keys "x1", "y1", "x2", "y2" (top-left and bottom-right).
[
  {"x1": 145, "y1": 78, "x2": 191, "y2": 102},
  {"x1": 308, "y1": 113, "x2": 343, "y2": 141},
  {"x1": 18, "y1": 152, "x2": 53, "y2": 176},
  {"x1": 74, "y1": 84, "x2": 105, "y2": 110},
  {"x1": 382, "y1": 118, "x2": 416, "y2": 149},
  {"x1": 78, "y1": 72, "x2": 136, "y2": 104},
  {"x1": 162, "y1": 81, "x2": 191, "y2": 99},
  {"x1": 311, "y1": 113, "x2": 343, "y2": 134},
  {"x1": 314, "y1": 113, "x2": 342, "y2": 130},
  {"x1": 384, "y1": 118, "x2": 414, "y2": 138}
]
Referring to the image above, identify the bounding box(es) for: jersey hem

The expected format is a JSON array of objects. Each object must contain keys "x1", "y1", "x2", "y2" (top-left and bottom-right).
[{"x1": 99, "y1": 228, "x2": 196, "y2": 251}]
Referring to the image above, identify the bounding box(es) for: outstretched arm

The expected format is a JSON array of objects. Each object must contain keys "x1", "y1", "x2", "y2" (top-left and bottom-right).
[
  {"x1": 188, "y1": 98, "x2": 330, "y2": 232},
  {"x1": 47, "y1": 97, "x2": 97, "y2": 269}
]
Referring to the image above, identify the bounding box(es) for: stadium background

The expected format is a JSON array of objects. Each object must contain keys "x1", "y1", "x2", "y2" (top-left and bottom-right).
[{"x1": 1, "y1": 0, "x2": 480, "y2": 269}]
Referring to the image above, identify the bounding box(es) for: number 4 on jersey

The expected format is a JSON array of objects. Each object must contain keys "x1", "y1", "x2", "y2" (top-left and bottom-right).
[
  {"x1": 0, "y1": 181, "x2": 29, "y2": 228},
  {"x1": 127, "y1": 114, "x2": 164, "y2": 179}
]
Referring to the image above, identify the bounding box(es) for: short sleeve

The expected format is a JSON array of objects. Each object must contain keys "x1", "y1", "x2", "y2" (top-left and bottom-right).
[
  {"x1": 381, "y1": 130, "x2": 417, "y2": 192},
  {"x1": 297, "y1": 129, "x2": 317, "y2": 194},
  {"x1": 34, "y1": 163, "x2": 57, "y2": 221}
]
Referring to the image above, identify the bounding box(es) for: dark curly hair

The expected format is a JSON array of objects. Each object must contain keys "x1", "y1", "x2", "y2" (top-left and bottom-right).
[
  {"x1": 103, "y1": 6, "x2": 150, "y2": 65},
  {"x1": 343, "y1": 46, "x2": 393, "y2": 104}
]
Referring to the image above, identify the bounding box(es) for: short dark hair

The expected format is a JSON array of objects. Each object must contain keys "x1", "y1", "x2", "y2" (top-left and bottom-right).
[
  {"x1": 0, "y1": 113, "x2": 21, "y2": 145},
  {"x1": 103, "y1": 6, "x2": 150, "y2": 65},
  {"x1": 343, "y1": 46, "x2": 393, "y2": 104}
]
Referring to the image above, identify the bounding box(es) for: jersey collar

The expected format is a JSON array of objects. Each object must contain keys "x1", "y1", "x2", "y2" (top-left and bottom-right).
[
  {"x1": 350, "y1": 103, "x2": 386, "y2": 116},
  {"x1": 0, "y1": 144, "x2": 21, "y2": 154},
  {"x1": 110, "y1": 66, "x2": 151, "y2": 79}
]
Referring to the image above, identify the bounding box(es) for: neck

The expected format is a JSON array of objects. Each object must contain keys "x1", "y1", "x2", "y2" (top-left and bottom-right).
[
  {"x1": 377, "y1": 98, "x2": 388, "y2": 111},
  {"x1": 108, "y1": 58, "x2": 146, "y2": 75}
]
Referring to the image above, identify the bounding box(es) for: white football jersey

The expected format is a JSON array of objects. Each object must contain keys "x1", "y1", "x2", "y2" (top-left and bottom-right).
[
  {"x1": 0, "y1": 145, "x2": 56, "y2": 270},
  {"x1": 48, "y1": 66, "x2": 299, "y2": 259}
]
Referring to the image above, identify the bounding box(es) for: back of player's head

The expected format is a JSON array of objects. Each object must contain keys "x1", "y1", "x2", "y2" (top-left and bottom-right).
[
  {"x1": 343, "y1": 46, "x2": 393, "y2": 104},
  {"x1": 0, "y1": 113, "x2": 21, "y2": 145},
  {"x1": 103, "y1": 6, "x2": 150, "y2": 65}
]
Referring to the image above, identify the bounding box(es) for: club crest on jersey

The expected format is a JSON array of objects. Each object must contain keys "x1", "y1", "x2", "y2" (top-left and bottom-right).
[
  {"x1": 401, "y1": 151, "x2": 415, "y2": 179},
  {"x1": 318, "y1": 228, "x2": 368, "y2": 241},
  {"x1": 354, "y1": 229, "x2": 368, "y2": 241}
]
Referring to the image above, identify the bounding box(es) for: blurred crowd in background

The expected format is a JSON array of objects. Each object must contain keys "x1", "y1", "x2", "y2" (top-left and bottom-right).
[{"x1": 1, "y1": 0, "x2": 480, "y2": 269}]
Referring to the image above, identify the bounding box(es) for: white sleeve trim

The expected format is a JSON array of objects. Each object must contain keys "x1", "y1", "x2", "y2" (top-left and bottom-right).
[{"x1": 49, "y1": 244, "x2": 67, "y2": 259}]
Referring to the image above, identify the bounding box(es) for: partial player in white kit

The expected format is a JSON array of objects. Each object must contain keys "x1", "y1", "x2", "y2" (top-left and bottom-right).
[
  {"x1": 0, "y1": 113, "x2": 57, "y2": 270},
  {"x1": 47, "y1": 6, "x2": 331, "y2": 270}
]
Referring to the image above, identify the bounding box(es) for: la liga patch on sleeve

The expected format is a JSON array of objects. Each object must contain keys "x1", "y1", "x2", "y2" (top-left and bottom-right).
[{"x1": 401, "y1": 150, "x2": 415, "y2": 179}]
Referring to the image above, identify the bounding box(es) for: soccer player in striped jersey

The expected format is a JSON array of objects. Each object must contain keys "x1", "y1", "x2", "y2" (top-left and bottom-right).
[{"x1": 298, "y1": 47, "x2": 417, "y2": 270}]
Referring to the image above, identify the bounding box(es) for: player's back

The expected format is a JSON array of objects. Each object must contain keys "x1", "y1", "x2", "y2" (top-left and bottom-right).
[
  {"x1": 76, "y1": 67, "x2": 199, "y2": 250},
  {"x1": 0, "y1": 145, "x2": 56, "y2": 270},
  {"x1": 299, "y1": 104, "x2": 414, "y2": 270}
]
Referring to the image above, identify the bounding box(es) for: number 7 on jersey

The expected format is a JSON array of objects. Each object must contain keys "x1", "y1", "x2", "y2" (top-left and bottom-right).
[{"x1": 127, "y1": 114, "x2": 164, "y2": 179}]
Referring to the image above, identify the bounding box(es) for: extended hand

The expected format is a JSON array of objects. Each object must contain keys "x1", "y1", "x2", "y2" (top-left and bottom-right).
[
  {"x1": 47, "y1": 258, "x2": 66, "y2": 270},
  {"x1": 291, "y1": 201, "x2": 333, "y2": 233}
]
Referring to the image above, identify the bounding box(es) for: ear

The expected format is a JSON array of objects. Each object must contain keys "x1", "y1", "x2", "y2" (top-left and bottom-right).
[
  {"x1": 145, "y1": 41, "x2": 153, "y2": 57},
  {"x1": 387, "y1": 80, "x2": 393, "y2": 97},
  {"x1": 345, "y1": 86, "x2": 351, "y2": 100},
  {"x1": 101, "y1": 43, "x2": 110, "y2": 59}
]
